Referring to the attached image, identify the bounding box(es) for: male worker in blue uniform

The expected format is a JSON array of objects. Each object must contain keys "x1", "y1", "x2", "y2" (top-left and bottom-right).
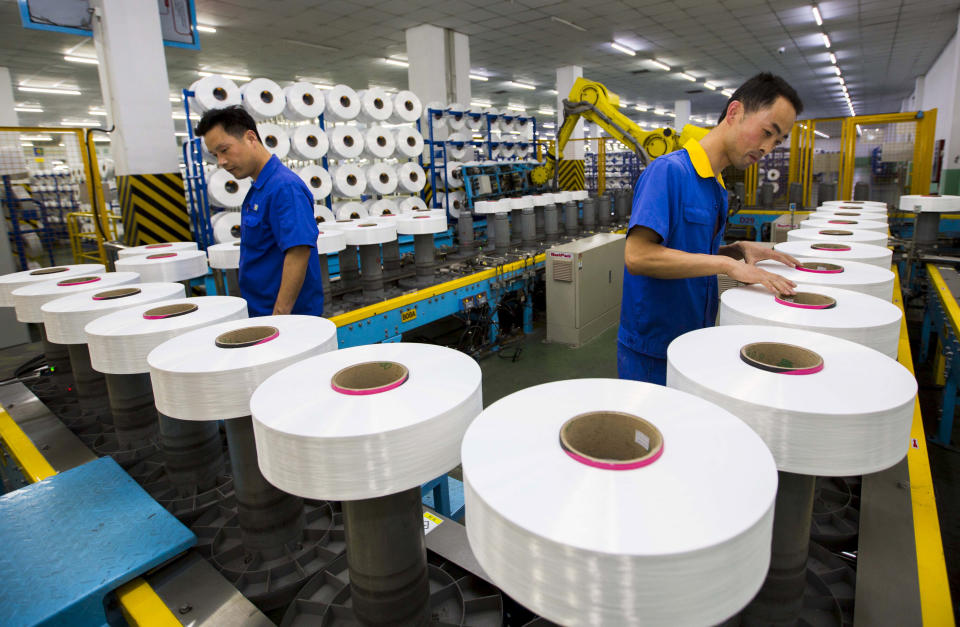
[
  {"x1": 196, "y1": 106, "x2": 324, "y2": 316},
  {"x1": 618, "y1": 73, "x2": 803, "y2": 385}
]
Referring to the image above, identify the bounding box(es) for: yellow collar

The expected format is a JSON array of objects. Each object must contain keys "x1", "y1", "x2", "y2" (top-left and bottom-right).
[{"x1": 683, "y1": 139, "x2": 725, "y2": 189}]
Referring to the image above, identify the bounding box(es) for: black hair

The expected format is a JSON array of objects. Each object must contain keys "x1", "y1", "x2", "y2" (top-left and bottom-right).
[
  {"x1": 717, "y1": 72, "x2": 803, "y2": 124},
  {"x1": 194, "y1": 105, "x2": 261, "y2": 142}
]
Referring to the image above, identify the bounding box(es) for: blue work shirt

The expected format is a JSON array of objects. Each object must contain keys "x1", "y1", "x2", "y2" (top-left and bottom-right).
[
  {"x1": 240, "y1": 155, "x2": 324, "y2": 317},
  {"x1": 618, "y1": 139, "x2": 728, "y2": 359}
]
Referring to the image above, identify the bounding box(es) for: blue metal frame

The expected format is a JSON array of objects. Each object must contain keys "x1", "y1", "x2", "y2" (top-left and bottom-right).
[
  {"x1": 17, "y1": 0, "x2": 201, "y2": 49},
  {"x1": 2, "y1": 175, "x2": 56, "y2": 270},
  {"x1": 920, "y1": 268, "x2": 960, "y2": 446}
]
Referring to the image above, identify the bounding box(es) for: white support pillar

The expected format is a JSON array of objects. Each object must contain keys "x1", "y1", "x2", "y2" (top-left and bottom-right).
[
  {"x1": 675, "y1": 100, "x2": 691, "y2": 134},
  {"x1": 89, "y1": 0, "x2": 178, "y2": 176},
  {"x1": 556, "y1": 66, "x2": 583, "y2": 160},
  {"x1": 0, "y1": 68, "x2": 19, "y2": 126},
  {"x1": 405, "y1": 25, "x2": 471, "y2": 107}
]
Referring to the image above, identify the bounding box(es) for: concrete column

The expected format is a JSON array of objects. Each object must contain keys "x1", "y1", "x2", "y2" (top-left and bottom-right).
[
  {"x1": 0, "y1": 67, "x2": 28, "y2": 348},
  {"x1": 89, "y1": 0, "x2": 178, "y2": 176},
  {"x1": 405, "y1": 25, "x2": 471, "y2": 107},
  {"x1": 675, "y1": 99, "x2": 691, "y2": 133},
  {"x1": 556, "y1": 66, "x2": 584, "y2": 160}
]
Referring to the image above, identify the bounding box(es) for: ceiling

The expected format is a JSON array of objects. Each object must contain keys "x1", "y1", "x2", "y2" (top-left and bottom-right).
[{"x1": 1, "y1": 0, "x2": 957, "y2": 134}]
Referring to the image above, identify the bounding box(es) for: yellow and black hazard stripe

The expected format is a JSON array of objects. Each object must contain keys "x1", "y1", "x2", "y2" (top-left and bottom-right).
[
  {"x1": 118, "y1": 173, "x2": 191, "y2": 246},
  {"x1": 558, "y1": 159, "x2": 585, "y2": 191},
  {"x1": 422, "y1": 179, "x2": 433, "y2": 206}
]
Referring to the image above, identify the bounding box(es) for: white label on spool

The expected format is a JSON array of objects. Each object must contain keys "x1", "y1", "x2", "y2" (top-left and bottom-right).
[
  {"x1": 423, "y1": 512, "x2": 444, "y2": 535},
  {"x1": 635, "y1": 430, "x2": 650, "y2": 450}
]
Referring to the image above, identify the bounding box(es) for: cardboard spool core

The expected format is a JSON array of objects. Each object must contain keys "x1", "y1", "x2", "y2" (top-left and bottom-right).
[
  {"x1": 225, "y1": 180, "x2": 239, "y2": 194},
  {"x1": 147, "y1": 253, "x2": 177, "y2": 259},
  {"x1": 835, "y1": 212, "x2": 860, "y2": 216},
  {"x1": 379, "y1": 173, "x2": 389, "y2": 183},
  {"x1": 230, "y1": 225, "x2": 241, "y2": 237},
  {"x1": 377, "y1": 136, "x2": 387, "y2": 147},
  {"x1": 344, "y1": 136, "x2": 354, "y2": 147},
  {"x1": 775, "y1": 291, "x2": 837, "y2": 309},
  {"x1": 374, "y1": 98, "x2": 384, "y2": 109},
  {"x1": 57, "y1": 276, "x2": 101, "y2": 286},
  {"x1": 331, "y1": 361, "x2": 409, "y2": 395},
  {"x1": 811, "y1": 243, "x2": 850, "y2": 251},
  {"x1": 143, "y1": 303, "x2": 198, "y2": 319},
  {"x1": 359, "y1": 223, "x2": 376, "y2": 228},
  {"x1": 213, "y1": 87, "x2": 227, "y2": 101},
  {"x1": 260, "y1": 90, "x2": 273, "y2": 103},
  {"x1": 92, "y1": 287, "x2": 141, "y2": 301},
  {"x1": 29, "y1": 267, "x2": 68, "y2": 275},
  {"x1": 408, "y1": 171, "x2": 419, "y2": 181},
  {"x1": 404, "y1": 100, "x2": 414, "y2": 111},
  {"x1": 559, "y1": 411, "x2": 664, "y2": 469},
  {"x1": 265, "y1": 135, "x2": 278, "y2": 148},
  {"x1": 340, "y1": 96, "x2": 351, "y2": 108},
  {"x1": 828, "y1": 220, "x2": 857, "y2": 224},
  {"x1": 407, "y1": 136, "x2": 416, "y2": 147},
  {"x1": 302, "y1": 93, "x2": 314, "y2": 106},
  {"x1": 346, "y1": 174, "x2": 357, "y2": 185},
  {"x1": 740, "y1": 342, "x2": 823, "y2": 374},
  {"x1": 146, "y1": 244, "x2": 172, "y2": 249},
  {"x1": 215, "y1": 325, "x2": 279, "y2": 349},
  {"x1": 233, "y1": 241, "x2": 241, "y2": 247},
  {"x1": 306, "y1": 135, "x2": 318, "y2": 147},
  {"x1": 818, "y1": 230, "x2": 853, "y2": 236},
  {"x1": 310, "y1": 176, "x2": 322, "y2": 188},
  {"x1": 797, "y1": 261, "x2": 843, "y2": 273}
]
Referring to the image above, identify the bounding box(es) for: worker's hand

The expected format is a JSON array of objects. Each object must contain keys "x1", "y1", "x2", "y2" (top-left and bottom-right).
[
  {"x1": 737, "y1": 240, "x2": 799, "y2": 268},
  {"x1": 726, "y1": 262, "x2": 797, "y2": 296},
  {"x1": 272, "y1": 301, "x2": 293, "y2": 315}
]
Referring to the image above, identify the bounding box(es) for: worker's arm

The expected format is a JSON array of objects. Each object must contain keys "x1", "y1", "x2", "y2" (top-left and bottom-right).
[
  {"x1": 272, "y1": 245, "x2": 311, "y2": 315},
  {"x1": 625, "y1": 226, "x2": 797, "y2": 295},
  {"x1": 719, "y1": 240, "x2": 800, "y2": 267}
]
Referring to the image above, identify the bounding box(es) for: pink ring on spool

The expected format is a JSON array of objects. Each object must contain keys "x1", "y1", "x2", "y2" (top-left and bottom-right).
[
  {"x1": 740, "y1": 342, "x2": 824, "y2": 375},
  {"x1": 774, "y1": 292, "x2": 837, "y2": 310},
  {"x1": 145, "y1": 244, "x2": 173, "y2": 249},
  {"x1": 214, "y1": 326, "x2": 279, "y2": 348},
  {"x1": 331, "y1": 361, "x2": 409, "y2": 396},
  {"x1": 796, "y1": 262, "x2": 843, "y2": 274},
  {"x1": 142, "y1": 302, "x2": 198, "y2": 320},
  {"x1": 559, "y1": 411, "x2": 664, "y2": 470},
  {"x1": 56, "y1": 276, "x2": 102, "y2": 286},
  {"x1": 146, "y1": 253, "x2": 178, "y2": 259}
]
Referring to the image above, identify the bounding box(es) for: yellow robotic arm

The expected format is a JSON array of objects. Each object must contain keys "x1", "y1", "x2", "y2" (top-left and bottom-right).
[{"x1": 531, "y1": 77, "x2": 708, "y2": 186}]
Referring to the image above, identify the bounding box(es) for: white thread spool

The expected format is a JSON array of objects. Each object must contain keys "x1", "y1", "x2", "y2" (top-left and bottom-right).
[
  {"x1": 13, "y1": 272, "x2": 141, "y2": 323},
  {"x1": 362, "y1": 126, "x2": 395, "y2": 159},
  {"x1": 397, "y1": 213, "x2": 447, "y2": 235},
  {"x1": 313, "y1": 205, "x2": 336, "y2": 225},
  {"x1": 365, "y1": 163, "x2": 398, "y2": 196},
  {"x1": 398, "y1": 196, "x2": 428, "y2": 214},
  {"x1": 0, "y1": 264, "x2": 107, "y2": 308},
  {"x1": 444, "y1": 161, "x2": 464, "y2": 188},
  {"x1": 213, "y1": 212, "x2": 242, "y2": 243},
  {"x1": 189, "y1": 75, "x2": 241, "y2": 113},
  {"x1": 396, "y1": 162, "x2": 426, "y2": 193},
  {"x1": 390, "y1": 91, "x2": 423, "y2": 123},
  {"x1": 340, "y1": 221, "x2": 397, "y2": 245},
  {"x1": 207, "y1": 242, "x2": 242, "y2": 270},
  {"x1": 367, "y1": 198, "x2": 398, "y2": 217},
  {"x1": 117, "y1": 242, "x2": 198, "y2": 259},
  {"x1": 256, "y1": 123, "x2": 290, "y2": 159},
  {"x1": 334, "y1": 202, "x2": 369, "y2": 220},
  {"x1": 241, "y1": 78, "x2": 286, "y2": 121},
  {"x1": 297, "y1": 165, "x2": 332, "y2": 201},
  {"x1": 787, "y1": 227, "x2": 888, "y2": 248},
  {"x1": 357, "y1": 88, "x2": 394, "y2": 123},
  {"x1": 756, "y1": 258, "x2": 895, "y2": 300},
  {"x1": 324, "y1": 85, "x2": 361, "y2": 121},
  {"x1": 800, "y1": 218, "x2": 888, "y2": 233},
  {"x1": 327, "y1": 126, "x2": 364, "y2": 159},
  {"x1": 207, "y1": 169, "x2": 250, "y2": 209},
  {"x1": 444, "y1": 191, "x2": 466, "y2": 218},
  {"x1": 331, "y1": 164, "x2": 366, "y2": 198},
  {"x1": 394, "y1": 127, "x2": 424, "y2": 159},
  {"x1": 282, "y1": 82, "x2": 325, "y2": 121},
  {"x1": 773, "y1": 241, "x2": 892, "y2": 269},
  {"x1": 114, "y1": 250, "x2": 209, "y2": 283},
  {"x1": 289, "y1": 125, "x2": 328, "y2": 160}
]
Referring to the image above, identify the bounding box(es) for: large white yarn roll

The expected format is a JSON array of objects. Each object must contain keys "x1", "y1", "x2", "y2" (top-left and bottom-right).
[
  {"x1": 667, "y1": 325, "x2": 917, "y2": 476},
  {"x1": 446, "y1": 103, "x2": 468, "y2": 131},
  {"x1": 324, "y1": 84, "x2": 361, "y2": 121},
  {"x1": 207, "y1": 242, "x2": 242, "y2": 270},
  {"x1": 390, "y1": 90, "x2": 423, "y2": 123},
  {"x1": 114, "y1": 250, "x2": 209, "y2": 283},
  {"x1": 331, "y1": 164, "x2": 366, "y2": 198},
  {"x1": 334, "y1": 202, "x2": 368, "y2": 220},
  {"x1": 465, "y1": 110, "x2": 483, "y2": 131},
  {"x1": 41, "y1": 282, "x2": 185, "y2": 345},
  {"x1": 444, "y1": 161, "x2": 464, "y2": 188},
  {"x1": 367, "y1": 198, "x2": 398, "y2": 217},
  {"x1": 297, "y1": 165, "x2": 332, "y2": 200},
  {"x1": 327, "y1": 126, "x2": 364, "y2": 159},
  {"x1": 207, "y1": 168, "x2": 250, "y2": 209},
  {"x1": 316, "y1": 229, "x2": 346, "y2": 254},
  {"x1": 241, "y1": 78, "x2": 286, "y2": 121},
  {"x1": 289, "y1": 125, "x2": 328, "y2": 160},
  {"x1": 756, "y1": 258, "x2": 894, "y2": 300},
  {"x1": 398, "y1": 196, "x2": 428, "y2": 214},
  {"x1": 362, "y1": 126, "x2": 395, "y2": 159},
  {"x1": 357, "y1": 88, "x2": 393, "y2": 123},
  {"x1": 423, "y1": 101, "x2": 446, "y2": 129},
  {"x1": 808, "y1": 210, "x2": 887, "y2": 223},
  {"x1": 256, "y1": 123, "x2": 289, "y2": 159},
  {"x1": 443, "y1": 191, "x2": 466, "y2": 218},
  {"x1": 86, "y1": 296, "x2": 248, "y2": 375},
  {"x1": 213, "y1": 212, "x2": 242, "y2": 243},
  {"x1": 396, "y1": 162, "x2": 426, "y2": 193},
  {"x1": 394, "y1": 126, "x2": 424, "y2": 158},
  {"x1": 148, "y1": 315, "x2": 337, "y2": 421},
  {"x1": 282, "y1": 82, "x2": 325, "y2": 121},
  {"x1": 365, "y1": 163, "x2": 398, "y2": 195},
  {"x1": 13, "y1": 272, "x2": 141, "y2": 323},
  {"x1": 800, "y1": 218, "x2": 888, "y2": 233},
  {"x1": 787, "y1": 227, "x2": 888, "y2": 248},
  {"x1": 774, "y1": 240, "x2": 892, "y2": 269},
  {"x1": 821, "y1": 200, "x2": 887, "y2": 209},
  {"x1": 718, "y1": 283, "x2": 902, "y2": 358},
  {"x1": 252, "y1": 343, "x2": 481, "y2": 500},
  {"x1": 463, "y1": 378, "x2": 777, "y2": 627},
  {"x1": 0, "y1": 264, "x2": 105, "y2": 307},
  {"x1": 313, "y1": 205, "x2": 336, "y2": 225},
  {"x1": 397, "y1": 213, "x2": 447, "y2": 235},
  {"x1": 341, "y1": 221, "x2": 397, "y2": 245},
  {"x1": 899, "y1": 194, "x2": 960, "y2": 212},
  {"x1": 117, "y1": 242, "x2": 198, "y2": 259},
  {"x1": 189, "y1": 75, "x2": 241, "y2": 113}
]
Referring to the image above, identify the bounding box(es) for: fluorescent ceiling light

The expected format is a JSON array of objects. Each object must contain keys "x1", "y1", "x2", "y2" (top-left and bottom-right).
[
  {"x1": 383, "y1": 58, "x2": 408, "y2": 68},
  {"x1": 833, "y1": 66, "x2": 842, "y2": 76},
  {"x1": 64, "y1": 55, "x2": 98, "y2": 65},
  {"x1": 633, "y1": 104, "x2": 647, "y2": 111},
  {"x1": 196, "y1": 24, "x2": 217, "y2": 33},
  {"x1": 280, "y1": 38, "x2": 339, "y2": 52},
  {"x1": 18, "y1": 85, "x2": 80, "y2": 95},
  {"x1": 654, "y1": 108, "x2": 666, "y2": 116},
  {"x1": 507, "y1": 81, "x2": 536, "y2": 90},
  {"x1": 649, "y1": 59, "x2": 670, "y2": 71},
  {"x1": 14, "y1": 106, "x2": 43, "y2": 113},
  {"x1": 21, "y1": 142, "x2": 33, "y2": 147},
  {"x1": 822, "y1": 33, "x2": 831, "y2": 48},
  {"x1": 829, "y1": 52, "x2": 837, "y2": 64},
  {"x1": 175, "y1": 132, "x2": 189, "y2": 137},
  {"x1": 172, "y1": 112, "x2": 201, "y2": 120},
  {"x1": 537, "y1": 107, "x2": 555, "y2": 115},
  {"x1": 169, "y1": 95, "x2": 180, "y2": 102},
  {"x1": 677, "y1": 72, "x2": 696, "y2": 82},
  {"x1": 550, "y1": 16, "x2": 586, "y2": 32},
  {"x1": 470, "y1": 100, "x2": 492, "y2": 109},
  {"x1": 855, "y1": 124, "x2": 862, "y2": 135},
  {"x1": 703, "y1": 82, "x2": 718, "y2": 91},
  {"x1": 721, "y1": 88, "x2": 734, "y2": 97},
  {"x1": 88, "y1": 109, "x2": 107, "y2": 116},
  {"x1": 812, "y1": 6, "x2": 823, "y2": 26},
  {"x1": 542, "y1": 122, "x2": 556, "y2": 128},
  {"x1": 813, "y1": 130, "x2": 830, "y2": 138},
  {"x1": 21, "y1": 135, "x2": 53, "y2": 141},
  {"x1": 665, "y1": 111, "x2": 676, "y2": 117},
  {"x1": 60, "y1": 119, "x2": 99, "y2": 127},
  {"x1": 610, "y1": 42, "x2": 636, "y2": 56},
  {"x1": 547, "y1": 89, "x2": 558, "y2": 95},
  {"x1": 197, "y1": 70, "x2": 250, "y2": 81},
  {"x1": 93, "y1": 136, "x2": 110, "y2": 142},
  {"x1": 507, "y1": 104, "x2": 526, "y2": 112},
  {"x1": 469, "y1": 74, "x2": 489, "y2": 81}
]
